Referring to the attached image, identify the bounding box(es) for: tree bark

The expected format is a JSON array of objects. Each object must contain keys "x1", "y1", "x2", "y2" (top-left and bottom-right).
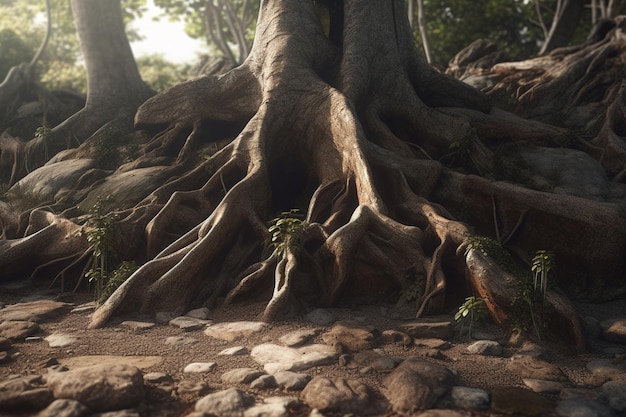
[{"x1": 539, "y1": 0, "x2": 586, "y2": 55}]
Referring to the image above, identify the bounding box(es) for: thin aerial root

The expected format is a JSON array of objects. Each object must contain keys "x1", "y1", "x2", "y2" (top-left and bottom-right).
[
  {"x1": 262, "y1": 249, "x2": 297, "y2": 322},
  {"x1": 224, "y1": 255, "x2": 278, "y2": 305},
  {"x1": 416, "y1": 237, "x2": 449, "y2": 318}
]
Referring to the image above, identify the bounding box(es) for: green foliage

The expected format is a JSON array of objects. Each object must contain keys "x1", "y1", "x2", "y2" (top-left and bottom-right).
[
  {"x1": 136, "y1": 54, "x2": 191, "y2": 91},
  {"x1": 531, "y1": 249, "x2": 555, "y2": 304},
  {"x1": 0, "y1": 28, "x2": 34, "y2": 79},
  {"x1": 454, "y1": 296, "x2": 487, "y2": 340},
  {"x1": 83, "y1": 198, "x2": 117, "y2": 303},
  {"x1": 268, "y1": 209, "x2": 306, "y2": 255},
  {"x1": 98, "y1": 260, "x2": 138, "y2": 303},
  {"x1": 465, "y1": 235, "x2": 520, "y2": 274},
  {"x1": 90, "y1": 126, "x2": 132, "y2": 168}
]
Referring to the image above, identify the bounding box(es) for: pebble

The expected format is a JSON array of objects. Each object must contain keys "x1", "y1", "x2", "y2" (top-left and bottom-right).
[
  {"x1": 169, "y1": 316, "x2": 209, "y2": 331},
  {"x1": 45, "y1": 333, "x2": 78, "y2": 348},
  {"x1": 120, "y1": 320, "x2": 155, "y2": 332},
  {"x1": 556, "y1": 398, "x2": 618, "y2": 417},
  {"x1": 221, "y1": 368, "x2": 265, "y2": 384},
  {"x1": 204, "y1": 321, "x2": 266, "y2": 341},
  {"x1": 218, "y1": 346, "x2": 248, "y2": 356},
  {"x1": 186, "y1": 307, "x2": 211, "y2": 320},
  {"x1": 466, "y1": 340, "x2": 502, "y2": 356},
  {"x1": 183, "y1": 362, "x2": 217, "y2": 373},
  {"x1": 449, "y1": 386, "x2": 490, "y2": 410}
]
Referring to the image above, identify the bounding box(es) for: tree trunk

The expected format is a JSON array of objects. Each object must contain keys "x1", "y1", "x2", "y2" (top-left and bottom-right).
[
  {"x1": 2, "y1": 0, "x2": 624, "y2": 352},
  {"x1": 539, "y1": 0, "x2": 586, "y2": 55}
]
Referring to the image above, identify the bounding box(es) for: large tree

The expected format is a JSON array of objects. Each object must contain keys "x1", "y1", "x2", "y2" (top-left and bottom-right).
[{"x1": 1, "y1": 0, "x2": 625, "y2": 350}]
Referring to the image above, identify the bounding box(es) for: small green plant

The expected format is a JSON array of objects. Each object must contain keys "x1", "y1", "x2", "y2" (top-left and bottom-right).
[
  {"x1": 34, "y1": 126, "x2": 52, "y2": 138},
  {"x1": 455, "y1": 296, "x2": 487, "y2": 340},
  {"x1": 98, "y1": 261, "x2": 138, "y2": 303},
  {"x1": 83, "y1": 198, "x2": 117, "y2": 302},
  {"x1": 531, "y1": 250, "x2": 555, "y2": 304},
  {"x1": 268, "y1": 209, "x2": 306, "y2": 255}
]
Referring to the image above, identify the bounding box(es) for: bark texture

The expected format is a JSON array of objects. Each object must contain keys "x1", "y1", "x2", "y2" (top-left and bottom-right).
[{"x1": 1, "y1": 1, "x2": 625, "y2": 350}]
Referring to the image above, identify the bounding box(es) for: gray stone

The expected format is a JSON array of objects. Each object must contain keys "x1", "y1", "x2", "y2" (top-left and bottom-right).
[
  {"x1": 184, "y1": 362, "x2": 217, "y2": 373},
  {"x1": 176, "y1": 381, "x2": 210, "y2": 402},
  {"x1": 250, "y1": 375, "x2": 277, "y2": 389},
  {"x1": 279, "y1": 328, "x2": 320, "y2": 347},
  {"x1": 449, "y1": 386, "x2": 490, "y2": 410},
  {"x1": 155, "y1": 311, "x2": 177, "y2": 323},
  {"x1": 586, "y1": 359, "x2": 626, "y2": 381},
  {"x1": 523, "y1": 378, "x2": 564, "y2": 394},
  {"x1": 0, "y1": 320, "x2": 39, "y2": 340},
  {"x1": 221, "y1": 368, "x2": 266, "y2": 384},
  {"x1": 0, "y1": 300, "x2": 69, "y2": 322},
  {"x1": 466, "y1": 340, "x2": 502, "y2": 356},
  {"x1": 601, "y1": 318, "x2": 626, "y2": 344},
  {"x1": 601, "y1": 381, "x2": 626, "y2": 412},
  {"x1": 398, "y1": 318, "x2": 453, "y2": 340},
  {"x1": 353, "y1": 350, "x2": 396, "y2": 370},
  {"x1": 169, "y1": 316, "x2": 209, "y2": 331},
  {"x1": 251, "y1": 343, "x2": 337, "y2": 374},
  {"x1": 45, "y1": 332, "x2": 78, "y2": 348},
  {"x1": 382, "y1": 358, "x2": 456, "y2": 413},
  {"x1": 165, "y1": 336, "x2": 198, "y2": 345},
  {"x1": 205, "y1": 321, "x2": 266, "y2": 341},
  {"x1": 321, "y1": 321, "x2": 376, "y2": 352},
  {"x1": 414, "y1": 338, "x2": 449, "y2": 349},
  {"x1": 186, "y1": 307, "x2": 211, "y2": 320},
  {"x1": 120, "y1": 320, "x2": 155, "y2": 332},
  {"x1": 35, "y1": 399, "x2": 90, "y2": 417},
  {"x1": 243, "y1": 396, "x2": 300, "y2": 417},
  {"x1": 0, "y1": 376, "x2": 53, "y2": 412},
  {"x1": 46, "y1": 364, "x2": 144, "y2": 412},
  {"x1": 382, "y1": 330, "x2": 413, "y2": 346},
  {"x1": 143, "y1": 372, "x2": 173, "y2": 384},
  {"x1": 219, "y1": 346, "x2": 249, "y2": 356},
  {"x1": 517, "y1": 341, "x2": 548, "y2": 359},
  {"x1": 556, "y1": 398, "x2": 617, "y2": 417},
  {"x1": 195, "y1": 388, "x2": 255, "y2": 416},
  {"x1": 560, "y1": 388, "x2": 606, "y2": 402},
  {"x1": 507, "y1": 354, "x2": 567, "y2": 381},
  {"x1": 273, "y1": 371, "x2": 310, "y2": 391},
  {"x1": 300, "y1": 377, "x2": 375, "y2": 415},
  {"x1": 491, "y1": 386, "x2": 556, "y2": 416}
]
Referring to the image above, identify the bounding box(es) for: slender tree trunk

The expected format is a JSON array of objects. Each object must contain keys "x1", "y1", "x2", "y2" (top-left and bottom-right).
[{"x1": 539, "y1": 0, "x2": 586, "y2": 54}]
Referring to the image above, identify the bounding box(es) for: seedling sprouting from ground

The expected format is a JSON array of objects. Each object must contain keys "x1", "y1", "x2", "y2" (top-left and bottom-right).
[{"x1": 455, "y1": 296, "x2": 488, "y2": 340}]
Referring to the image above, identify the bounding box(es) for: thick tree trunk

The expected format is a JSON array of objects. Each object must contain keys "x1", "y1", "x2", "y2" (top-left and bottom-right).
[
  {"x1": 2, "y1": 0, "x2": 624, "y2": 352},
  {"x1": 539, "y1": 0, "x2": 586, "y2": 55}
]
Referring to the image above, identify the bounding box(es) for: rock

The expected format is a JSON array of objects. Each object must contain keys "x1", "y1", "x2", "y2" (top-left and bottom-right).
[
  {"x1": 219, "y1": 346, "x2": 249, "y2": 356},
  {"x1": 382, "y1": 330, "x2": 413, "y2": 346},
  {"x1": 184, "y1": 307, "x2": 210, "y2": 320},
  {"x1": 304, "y1": 309, "x2": 336, "y2": 326},
  {"x1": 164, "y1": 336, "x2": 198, "y2": 345},
  {"x1": 46, "y1": 364, "x2": 145, "y2": 412},
  {"x1": 466, "y1": 340, "x2": 502, "y2": 356},
  {"x1": 58, "y1": 355, "x2": 162, "y2": 370},
  {"x1": 300, "y1": 376, "x2": 375, "y2": 415},
  {"x1": 560, "y1": 388, "x2": 606, "y2": 402},
  {"x1": 35, "y1": 399, "x2": 90, "y2": 417},
  {"x1": 491, "y1": 386, "x2": 556, "y2": 416},
  {"x1": 120, "y1": 320, "x2": 155, "y2": 332},
  {"x1": 601, "y1": 381, "x2": 626, "y2": 412},
  {"x1": 0, "y1": 320, "x2": 39, "y2": 340},
  {"x1": 176, "y1": 381, "x2": 210, "y2": 402},
  {"x1": 507, "y1": 354, "x2": 567, "y2": 381},
  {"x1": 273, "y1": 371, "x2": 311, "y2": 391},
  {"x1": 0, "y1": 336, "x2": 11, "y2": 350},
  {"x1": 143, "y1": 372, "x2": 173, "y2": 384},
  {"x1": 45, "y1": 332, "x2": 78, "y2": 348},
  {"x1": 204, "y1": 321, "x2": 266, "y2": 341},
  {"x1": 243, "y1": 396, "x2": 300, "y2": 417},
  {"x1": 353, "y1": 350, "x2": 396, "y2": 371},
  {"x1": 382, "y1": 358, "x2": 456, "y2": 413},
  {"x1": 601, "y1": 318, "x2": 626, "y2": 344},
  {"x1": 0, "y1": 376, "x2": 53, "y2": 412},
  {"x1": 556, "y1": 398, "x2": 617, "y2": 417},
  {"x1": 195, "y1": 388, "x2": 255, "y2": 416},
  {"x1": 517, "y1": 341, "x2": 547, "y2": 359},
  {"x1": 586, "y1": 359, "x2": 626, "y2": 381},
  {"x1": 0, "y1": 300, "x2": 69, "y2": 322},
  {"x1": 183, "y1": 362, "x2": 217, "y2": 373},
  {"x1": 250, "y1": 375, "x2": 277, "y2": 389},
  {"x1": 250, "y1": 343, "x2": 338, "y2": 374},
  {"x1": 0, "y1": 351, "x2": 9, "y2": 363},
  {"x1": 523, "y1": 378, "x2": 564, "y2": 394},
  {"x1": 414, "y1": 338, "x2": 449, "y2": 349},
  {"x1": 279, "y1": 329, "x2": 320, "y2": 347},
  {"x1": 169, "y1": 316, "x2": 209, "y2": 331},
  {"x1": 221, "y1": 368, "x2": 266, "y2": 384},
  {"x1": 321, "y1": 321, "x2": 376, "y2": 352},
  {"x1": 155, "y1": 311, "x2": 177, "y2": 323},
  {"x1": 449, "y1": 386, "x2": 489, "y2": 410},
  {"x1": 398, "y1": 318, "x2": 453, "y2": 340}
]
